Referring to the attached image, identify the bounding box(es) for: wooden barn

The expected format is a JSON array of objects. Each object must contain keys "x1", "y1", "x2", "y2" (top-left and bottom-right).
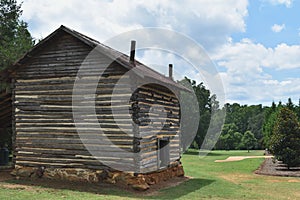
[{"x1": 0, "y1": 25, "x2": 189, "y2": 190}]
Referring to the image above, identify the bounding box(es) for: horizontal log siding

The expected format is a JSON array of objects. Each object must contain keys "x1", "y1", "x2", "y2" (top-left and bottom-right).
[
  {"x1": 134, "y1": 84, "x2": 181, "y2": 172},
  {"x1": 0, "y1": 91, "x2": 12, "y2": 128},
  {"x1": 13, "y1": 33, "x2": 135, "y2": 170}
]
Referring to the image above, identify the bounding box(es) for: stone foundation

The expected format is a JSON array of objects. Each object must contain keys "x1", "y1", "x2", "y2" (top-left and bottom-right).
[{"x1": 11, "y1": 163, "x2": 184, "y2": 191}]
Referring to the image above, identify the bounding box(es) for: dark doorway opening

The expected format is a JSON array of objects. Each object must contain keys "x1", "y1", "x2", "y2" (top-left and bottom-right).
[
  {"x1": 0, "y1": 90, "x2": 13, "y2": 168},
  {"x1": 158, "y1": 137, "x2": 170, "y2": 169}
]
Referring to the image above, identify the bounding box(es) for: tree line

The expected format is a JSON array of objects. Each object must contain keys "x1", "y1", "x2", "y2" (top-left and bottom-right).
[
  {"x1": 183, "y1": 77, "x2": 300, "y2": 153},
  {"x1": 263, "y1": 100, "x2": 300, "y2": 168},
  {"x1": 0, "y1": 0, "x2": 33, "y2": 149},
  {"x1": 0, "y1": 0, "x2": 33, "y2": 71},
  {"x1": 1, "y1": 1, "x2": 299, "y2": 165}
]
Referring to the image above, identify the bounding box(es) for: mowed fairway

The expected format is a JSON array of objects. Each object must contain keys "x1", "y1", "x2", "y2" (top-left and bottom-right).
[
  {"x1": 177, "y1": 150, "x2": 300, "y2": 200},
  {"x1": 0, "y1": 150, "x2": 299, "y2": 200}
]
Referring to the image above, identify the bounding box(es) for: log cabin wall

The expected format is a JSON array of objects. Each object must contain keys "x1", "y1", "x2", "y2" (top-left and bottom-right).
[
  {"x1": 0, "y1": 90, "x2": 12, "y2": 129},
  {"x1": 0, "y1": 90, "x2": 12, "y2": 150},
  {"x1": 131, "y1": 84, "x2": 181, "y2": 173},
  {"x1": 12, "y1": 31, "x2": 135, "y2": 170}
]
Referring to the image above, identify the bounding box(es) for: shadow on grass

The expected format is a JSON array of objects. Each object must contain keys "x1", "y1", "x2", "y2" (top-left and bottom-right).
[
  {"x1": 3, "y1": 176, "x2": 214, "y2": 199},
  {"x1": 206, "y1": 152, "x2": 224, "y2": 157},
  {"x1": 145, "y1": 178, "x2": 215, "y2": 199},
  {"x1": 184, "y1": 150, "x2": 223, "y2": 157},
  {"x1": 4, "y1": 178, "x2": 136, "y2": 197}
]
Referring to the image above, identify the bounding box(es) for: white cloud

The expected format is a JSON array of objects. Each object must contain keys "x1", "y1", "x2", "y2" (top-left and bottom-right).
[
  {"x1": 131, "y1": 35, "x2": 298, "y2": 106},
  {"x1": 217, "y1": 70, "x2": 300, "y2": 105},
  {"x1": 16, "y1": 0, "x2": 299, "y2": 105},
  {"x1": 19, "y1": 0, "x2": 143, "y2": 41},
  {"x1": 134, "y1": 47, "x2": 226, "y2": 105},
  {"x1": 265, "y1": 43, "x2": 300, "y2": 69},
  {"x1": 264, "y1": 0, "x2": 293, "y2": 7},
  {"x1": 213, "y1": 39, "x2": 300, "y2": 71},
  {"x1": 211, "y1": 39, "x2": 300, "y2": 105},
  {"x1": 271, "y1": 24, "x2": 285, "y2": 33},
  {"x1": 212, "y1": 39, "x2": 270, "y2": 76},
  {"x1": 18, "y1": 0, "x2": 248, "y2": 51}
]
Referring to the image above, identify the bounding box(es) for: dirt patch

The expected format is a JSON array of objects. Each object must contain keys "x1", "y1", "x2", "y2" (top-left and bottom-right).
[
  {"x1": 0, "y1": 169, "x2": 41, "y2": 191},
  {"x1": 111, "y1": 176, "x2": 190, "y2": 196},
  {"x1": 255, "y1": 158, "x2": 300, "y2": 178},
  {"x1": 266, "y1": 179, "x2": 300, "y2": 183},
  {"x1": 288, "y1": 179, "x2": 300, "y2": 182},
  {"x1": 0, "y1": 183, "x2": 33, "y2": 190},
  {"x1": 218, "y1": 173, "x2": 253, "y2": 184},
  {"x1": 215, "y1": 156, "x2": 273, "y2": 163},
  {"x1": 135, "y1": 176, "x2": 190, "y2": 196},
  {"x1": 0, "y1": 169, "x2": 14, "y2": 182}
]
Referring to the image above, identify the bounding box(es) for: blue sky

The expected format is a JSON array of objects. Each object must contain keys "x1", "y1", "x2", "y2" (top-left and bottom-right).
[
  {"x1": 233, "y1": 0, "x2": 300, "y2": 48},
  {"x1": 232, "y1": 0, "x2": 300, "y2": 84},
  {"x1": 18, "y1": 0, "x2": 300, "y2": 106}
]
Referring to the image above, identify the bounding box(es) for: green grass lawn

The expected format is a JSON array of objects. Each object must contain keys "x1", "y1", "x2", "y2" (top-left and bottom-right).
[{"x1": 1, "y1": 150, "x2": 299, "y2": 200}]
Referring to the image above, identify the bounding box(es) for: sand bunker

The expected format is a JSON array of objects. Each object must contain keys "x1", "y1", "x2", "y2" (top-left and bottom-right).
[{"x1": 215, "y1": 156, "x2": 273, "y2": 163}]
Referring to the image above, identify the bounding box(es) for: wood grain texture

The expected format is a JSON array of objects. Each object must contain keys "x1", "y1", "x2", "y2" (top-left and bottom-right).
[{"x1": 12, "y1": 31, "x2": 182, "y2": 172}]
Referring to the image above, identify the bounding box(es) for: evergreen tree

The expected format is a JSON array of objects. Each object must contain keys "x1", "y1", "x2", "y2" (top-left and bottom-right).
[
  {"x1": 0, "y1": 0, "x2": 34, "y2": 72},
  {"x1": 269, "y1": 108, "x2": 300, "y2": 169},
  {"x1": 271, "y1": 101, "x2": 276, "y2": 110},
  {"x1": 286, "y1": 98, "x2": 294, "y2": 111},
  {"x1": 296, "y1": 99, "x2": 300, "y2": 120},
  {"x1": 0, "y1": 0, "x2": 33, "y2": 149}
]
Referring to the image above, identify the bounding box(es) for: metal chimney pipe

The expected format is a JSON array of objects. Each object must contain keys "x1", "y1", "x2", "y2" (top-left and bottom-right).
[
  {"x1": 169, "y1": 64, "x2": 173, "y2": 80},
  {"x1": 130, "y1": 40, "x2": 136, "y2": 62}
]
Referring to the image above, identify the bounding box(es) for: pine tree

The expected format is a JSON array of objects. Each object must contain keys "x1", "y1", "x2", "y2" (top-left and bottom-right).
[
  {"x1": 286, "y1": 98, "x2": 294, "y2": 111},
  {"x1": 0, "y1": 0, "x2": 34, "y2": 72},
  {"x1": 0, "y1": 0, "x2": 33, "y2": 149}
]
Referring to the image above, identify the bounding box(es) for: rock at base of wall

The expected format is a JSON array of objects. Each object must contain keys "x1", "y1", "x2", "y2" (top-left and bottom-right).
[{"x1": 11, "y1": 163, "x2": 184, "y2": 191}]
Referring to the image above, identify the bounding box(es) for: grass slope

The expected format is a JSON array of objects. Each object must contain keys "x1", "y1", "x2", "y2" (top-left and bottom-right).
[{"x1": 0, "y1": 150, "x2": 299, "y2": 199}]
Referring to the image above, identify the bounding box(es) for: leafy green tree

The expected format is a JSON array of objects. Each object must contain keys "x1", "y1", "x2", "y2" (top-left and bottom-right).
[
  {"x1": 216, "y1": 133, "x2": 233, "y2": 150},
  {"x1": 180, "y1": 77, "x2": 213, "y2": 149},
  {"x1": 178, "y1": 78, "x2": 200, "y2": 151},
  {"x1": 218, "y1": 103, "x2": 266, "y2": 150},
  {"x1": 263, "y1": 109, "x2": 279, "y2": 148},
  {"x1": 215, "y1": 128, "x2": 243, "y2": 150},
  {"x1": 233, "y1": 131, "x2": 243, "y2": 149},
  {"x1": 0, "y1": 0, "x2": 34, "y2": 72},
  {"x1": 241, "y1": 131, "x2": 257, "y2": 152},
  {"x1": 0, "y1": 0, "x2": 33, "y2": 150},
  {"x1": 223, "y1": 103, "x2": 266, "y2": 149},
  {"x1": 221, "y1": 123, "x2": 238, "y2": 135},
  {"x1": 246, "y1": 105, "x2": 264, "y2": 147},
  {"x1": 216, "y1": 99, "x2": 299, "y2": 151},
  {"x1": 248, "y1": 112, "x2": 264, "y2": 147},
  {"x1": 215, "y1": 123, "x2": 235, "y2": 150},
  {"x1": 269, "y1": 108, "x2": 300, "y2": 169},
  {"x1": 224, "y1": 103, "x2": 249, "y2": 134}
]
